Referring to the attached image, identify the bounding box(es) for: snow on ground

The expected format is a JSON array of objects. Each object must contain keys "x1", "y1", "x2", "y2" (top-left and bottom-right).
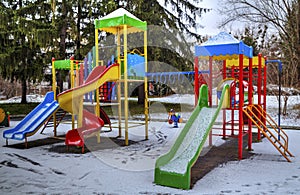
[{"x1": 0, "y1": 94, "x2": 299, "y2": 194}]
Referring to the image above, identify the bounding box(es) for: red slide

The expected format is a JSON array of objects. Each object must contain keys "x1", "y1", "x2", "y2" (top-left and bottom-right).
[{"x1": 65, "y1": 109, "x2": 104, "y2": 153}]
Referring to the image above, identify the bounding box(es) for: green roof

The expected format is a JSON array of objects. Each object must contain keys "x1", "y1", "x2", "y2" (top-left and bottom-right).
[{"x1": 94, "y1": 8, "x2": 147, "y2": 34}]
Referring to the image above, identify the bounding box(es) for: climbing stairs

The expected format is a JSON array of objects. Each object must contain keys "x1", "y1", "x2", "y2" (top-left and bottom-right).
[{"x1": 243, "y1": 105, "x2": 294, "y2": 162}]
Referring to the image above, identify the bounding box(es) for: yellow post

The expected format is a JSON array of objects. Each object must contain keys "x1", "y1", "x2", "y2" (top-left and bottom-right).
[
  {"x1": 70, "y1": 58, "x2": 76, "y2": 129},
  {"x1": 95, "y1": 28, "x2": 101, "y2": 143},
  {"x1": 51, "y1": 58, "x2": 57, "y2": 137},
  {"x1": 117, "y1": 27, "x2": 122, "y2": 137},
  {"x1": 124, "y1": 25, "x2": 129, "y2": 146},
  {"x1": 75, "y1": 61, "x2": 79, "y2": 87},
  {"x1": 144, "y1": 30, "x2": 148, "y2": 140},
  {"x1": 95, "y1": 28, "x2": 100, "y2": 118}
]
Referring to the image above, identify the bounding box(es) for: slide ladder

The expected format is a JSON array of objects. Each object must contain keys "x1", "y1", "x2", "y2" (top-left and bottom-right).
[
  {"x1": 41, "y1": 108, "x2": 67, "y2": 134},
  {"x1": 243, "y1": 105, "x2": 293, "y2": 162}
]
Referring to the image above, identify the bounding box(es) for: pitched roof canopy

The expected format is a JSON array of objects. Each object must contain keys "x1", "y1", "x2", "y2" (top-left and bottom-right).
[
  {"x1": 195, "y1": 32, "x2": 253, "y2": 60},
  {"x1": 94, "y1": 8, "x2": 147, "y2": 34}
]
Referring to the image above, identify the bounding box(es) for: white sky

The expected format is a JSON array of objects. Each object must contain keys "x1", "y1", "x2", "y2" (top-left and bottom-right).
[
  {"x1": 198, "y1": 0, "x2": 221, "y2": 35},
  {"x1": 198, "y1": 0, "x2": 246, "y2": 36},
  {"x1": 157, "y1": 0, "x2": 246, "y2": 36}
]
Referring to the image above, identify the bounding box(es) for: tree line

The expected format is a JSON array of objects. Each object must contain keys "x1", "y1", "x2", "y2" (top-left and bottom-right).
[
  {"x1": 0, "y1": 0, "x2": 209, "y2": 103},
  {"x1": 0, "y1": 0, "x2": 299, "y2": 104}
]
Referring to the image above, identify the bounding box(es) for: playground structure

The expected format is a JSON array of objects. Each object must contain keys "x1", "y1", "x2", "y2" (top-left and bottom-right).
[
  {"x1": 3, "y1": 8, "x2": 149, "y2": 150},
  {"x1": 194, "y1": 32, "x2": 293, "y2": 162},
  {"x1": 154, "y1": 32, "x2": 294, "y2": 190},
  {"x1": 54, "y1": 8, "x2": 149, "y2": 150},
  {"x1": 1, "y1": 7, "x2": 295, "y2": 191},
  {"x1": 0, "y1": 108, "x2": 10, "y2": 127}
]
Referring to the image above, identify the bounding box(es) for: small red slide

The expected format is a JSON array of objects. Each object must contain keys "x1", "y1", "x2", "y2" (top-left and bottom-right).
[{"x1": 65, "y1": 109, "x2": 104, "y2": 153}]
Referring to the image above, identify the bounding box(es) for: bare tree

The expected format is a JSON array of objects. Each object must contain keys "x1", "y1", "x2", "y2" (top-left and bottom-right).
[
  {"x1": 218, "y1": 0, "x2": 300, "y2": 116},
  {"x1": 219, "y1": 0, "x2": 300, "y2": 88}
]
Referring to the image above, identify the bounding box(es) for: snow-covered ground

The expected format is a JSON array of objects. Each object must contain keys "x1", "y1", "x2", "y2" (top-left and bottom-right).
[{"x1": 0, "y1": 94, "x2": 299, "y2": 194}]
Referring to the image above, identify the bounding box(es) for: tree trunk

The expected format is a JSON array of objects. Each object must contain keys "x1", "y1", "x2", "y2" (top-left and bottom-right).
[
  {"x1": 21, "y1": 79, "x2": 27, "y2": 104},
  {"x1": 282, "y1": 95, "x2": 289, "y2": 116},
  {"x1": 76, "y1": 1, "x2": 81, "y2": 59}
]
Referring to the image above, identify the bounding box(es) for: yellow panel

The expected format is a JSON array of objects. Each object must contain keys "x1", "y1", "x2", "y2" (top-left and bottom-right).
[
  {"x1": 226, "y1": 56, "x2": 265, "y2": 68},
  {"x1": 0, "y1": 108, "x2": 5, "y2": 123}
]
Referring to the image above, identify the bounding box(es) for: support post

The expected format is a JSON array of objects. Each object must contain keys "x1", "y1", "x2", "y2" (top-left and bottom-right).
[
  {"x1": 238, "y1": 54, "x2": 244, "y2": 160},
  {"x1": 70, "y1": 56, "x2": 76, "y2": 129},
  {"x1": 208, "y1": 56, "x2": 213, "y2": 146},
  {"x1": 257, "y1": 54, "x2": 262, "y2": 141},
  {"x1": 194, "y1": 57, "x2": 199, "y2": 106},
  {"x1": 248, "y1": 57, "x2": 253, "y2": 151},
  {"x1": 124, "y1": 25, "x2": 129, "y2": 146},
  {"x1": 263, "y1": 57, "x2": 267, "y2": 127},
  {"x1": 144, "y1": 30, "x2": 148, "y2": 140},
  {"x1": 222, "y1": 60, "x2": 226, "y2": 139},
  {"x1": 52, "y1": 58, "x2": 57, "y2": 137},
  {"x1": 116, "y1": 28, "x2": 122, "y2": 138},
  {"x1": 95, "y1": 28, "x2": 100, "y2": 118}
]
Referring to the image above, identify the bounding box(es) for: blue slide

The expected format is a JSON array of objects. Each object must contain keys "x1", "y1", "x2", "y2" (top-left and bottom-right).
[{"x1": 3, "y1": 91, "x2": 59, "y2": 144}]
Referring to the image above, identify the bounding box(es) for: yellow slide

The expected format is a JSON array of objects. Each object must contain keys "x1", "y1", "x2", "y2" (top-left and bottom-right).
[{"x1": 57, "y1": 64, "x2": 119, "y2": 114}]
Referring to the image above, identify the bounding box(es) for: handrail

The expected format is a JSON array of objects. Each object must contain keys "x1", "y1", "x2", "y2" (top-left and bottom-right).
[
  {"x1": 243, "y1": 104, "x2": 293, "y2": 162},
  {"x1": 249, "y1": 105, "x2": 289, "y2": 152}
]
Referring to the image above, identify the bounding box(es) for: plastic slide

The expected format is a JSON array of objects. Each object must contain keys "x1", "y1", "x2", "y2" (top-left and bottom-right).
[
  {"x1": 57, "y1": 64, "x2": 119, "y2": 151},
  {"x1": 100, "y1": 107, "x2": 112, "y2": 131},
  {"x1": 3, "y1": 91, "x2": 59, "y2": 142},
  {"x1": 57, "y1": 64, "x2": 119, "y2": 114},
  {"x1": 65, "y1": 109, "x2": 104, "y2": 153},
  {"x1": 154, "y1": 84, "x2": 230, "y2": 189}
]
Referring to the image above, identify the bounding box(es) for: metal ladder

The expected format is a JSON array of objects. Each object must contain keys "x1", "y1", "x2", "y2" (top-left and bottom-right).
[
  {"x1": 243, "y1": 105, "x2": 294, "y2": 162},
  {"x1": 41, "y1": 108, "x2": 66, "y2": 134}
]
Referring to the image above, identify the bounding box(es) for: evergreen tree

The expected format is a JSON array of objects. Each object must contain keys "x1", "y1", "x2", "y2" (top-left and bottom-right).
[
  {"x1": 104, "y1": 0, "x2": 209, "y2": 71},
  {"x1": 0, "y1": 0, "x2": 53, "y2": 103}
]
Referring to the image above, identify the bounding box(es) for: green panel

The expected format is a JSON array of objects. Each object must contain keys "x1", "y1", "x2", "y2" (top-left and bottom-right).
[
  {"x1": 54, "y1": 59, "x2": 80, "y2": 70},
  {"x1": 124, "y1": 15, "x2": 147, "y2": 31},
  {"x1": 154, "y1": 84, "x2": 230, "y2": 189},
  {"x1": 54, "y1": 60, "x2": 71, "y2": 70},
  {"x1": 95, "y1": 16, "x2": 123, "y2": 29}
]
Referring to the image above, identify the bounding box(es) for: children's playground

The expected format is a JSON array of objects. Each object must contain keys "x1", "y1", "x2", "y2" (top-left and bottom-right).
[{"x1": 1, "y1": 8, "x2": 300, "y2": 194}]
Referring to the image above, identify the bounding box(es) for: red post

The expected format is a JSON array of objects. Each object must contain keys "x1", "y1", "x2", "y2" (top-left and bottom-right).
[
  {"x1": 223, "y1": 60, "x2": 227, "y2": 79},
  {"x1": 222, "y1": 60, "x2": 226, "y2": 139},
  {"x1": 238, "y1": 54, "x2": 244, "y2": 160},
  {"x1": 231, "y1": 66, "x2": 234, "y2": 135},
  {"x1": 257, "y1": 54, "x2": 262, "y2": 141},
  {"x1": 208, "y1": 56, "x2": 213, "y2": 146},
  {"x1": 209, "y1": 56, "x2": 213, "y2": 107},
  {"x1": 7, "y1": 112, "x2": 10, "y2": 127},
  {"x1": 263, "y1": 56, "x2": 267, "y2": 127},
  {"x1": 248, "y1": 57, "x2": 253, "y2": 151},
  {"x1": 194, "y1": 57, "x2": 199, "y2": 106},
  {"x1": 79, "y1": 62, "x2": 84, "y2": 85}
]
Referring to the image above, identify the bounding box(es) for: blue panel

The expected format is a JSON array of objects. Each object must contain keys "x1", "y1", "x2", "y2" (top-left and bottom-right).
[{"x1": 127, "y1": 54, "x2": 145, "y2": 77}]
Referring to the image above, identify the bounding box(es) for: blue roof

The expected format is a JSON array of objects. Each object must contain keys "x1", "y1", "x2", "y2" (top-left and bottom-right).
[{"x1": 195, "y1": 32, "x2": 253, "y2": 60}]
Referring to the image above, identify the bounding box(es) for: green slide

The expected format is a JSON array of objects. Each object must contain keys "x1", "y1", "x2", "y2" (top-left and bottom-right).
[{"x1": 154, "y1": 84, "x2": 229, "y2": 189}]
